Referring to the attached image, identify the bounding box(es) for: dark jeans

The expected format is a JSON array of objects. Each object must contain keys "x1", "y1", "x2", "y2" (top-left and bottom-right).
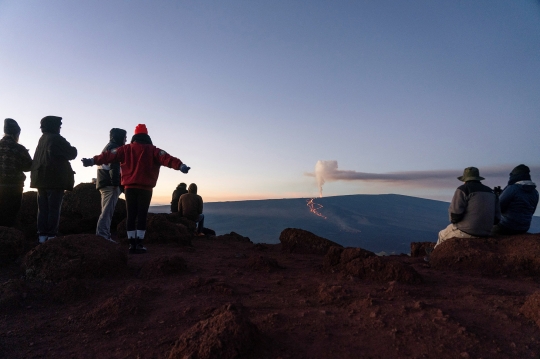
[
  {"x1": 0, "y1": 186, "x2": 23, "y2": 227},
  {"x1": 125, "y1": 188, "x2": 153, "y2": 231},
  {"x1": 492, "y1": 223, "x2": 527, "y2": 236},
  {"x1": 196, "y1": 214, "x2": 205, "y2": 233},
  {"x1": 37, "y1": 188, "x2": 64, "y2": 237}
]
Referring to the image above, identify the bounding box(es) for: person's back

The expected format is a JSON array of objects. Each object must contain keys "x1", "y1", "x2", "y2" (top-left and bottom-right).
[
  {"x1": 170, "y1": 183, "x2": 188, "y2": 213},
  {"x1": 496, "y1": 165, "x2": 539, "y2": 234},
  {"x1": 178, "y1": 183, "x2": 203, "y2": 222}
]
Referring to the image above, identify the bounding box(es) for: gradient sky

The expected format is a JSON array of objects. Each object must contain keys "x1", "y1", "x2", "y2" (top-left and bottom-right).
[{"x1": 1, "y1": 1, "x2": 539, "y2": 206}]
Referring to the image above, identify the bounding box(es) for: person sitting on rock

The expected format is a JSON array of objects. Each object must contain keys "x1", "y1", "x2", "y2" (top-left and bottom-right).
[
  {"x1": 178, "y1": 183, "x2": 204, "y2": 236},
  {"x1": 170, "y1": 182, "x2": 188, "y2": 213},
  {"x1": 492, "y1": 164, "x2": 539, "y2": 235},
  {"x1": 435, "y1": 167, "x2": 501, "y2": 248},
  {"x1": 30, "y1": 116, "x2": 78, "y2": 243},
  {"x1": 0, "y1": 118, "x2": 33, "y2": 227},
  {"x1": 81, "y1": 124, "x2": 190, "y2": 254},
  {"x1": 95, "y1": 128, "x2": 127, "y2": 242}
]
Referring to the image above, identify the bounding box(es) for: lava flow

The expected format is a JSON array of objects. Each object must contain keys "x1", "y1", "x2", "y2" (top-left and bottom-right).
[{"x1": 306, "y1": 198, "x2": 327, "y2": 219}]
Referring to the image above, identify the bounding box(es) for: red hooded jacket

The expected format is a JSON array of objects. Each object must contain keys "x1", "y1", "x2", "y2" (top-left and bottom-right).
[{"x1": 93, "y1": 143, "x2": 183, "y2": 190}]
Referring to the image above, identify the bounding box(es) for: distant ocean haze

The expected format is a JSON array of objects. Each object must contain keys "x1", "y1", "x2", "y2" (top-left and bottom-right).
[{"x1": 150, "y1": 194, "x2": 540, "y2": 254}]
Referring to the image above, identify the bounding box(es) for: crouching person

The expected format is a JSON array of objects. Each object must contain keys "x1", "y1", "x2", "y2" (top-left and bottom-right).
[
  {"x1": 435, "y1": 167, "x2": 501, "y2": 248},
  {"x1": 82, "y1": 124, "x2": 190, "y2": 254},
  {"x1": 492, "y1": 165, "x2": 539, "y2": 235},
  {"x1": 178, "y1": 183, "x2": 204, "y2": 236}
]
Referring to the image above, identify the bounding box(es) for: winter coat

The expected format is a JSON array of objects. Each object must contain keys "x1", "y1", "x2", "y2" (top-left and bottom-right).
[
  {"x1": 498, "y1": 181, "x2": 539, "y2": 232},
  {"x1": 0, "y1": 135, "x2": 33, "y2": 187},
  {"x1": 449, "y1": 181, "x2": 501, "y2": 237},
  {"x1": 92, "y1": 141, "x2": 182, "y2": 190},
  {"x1": 96, "y1": 128, "x2": 126, "y2": 190},
  {"x1": 178, "y1": 192, "x2": 203, "y2": 221},
  {"x1": 30, "y1": 133, "x2": 77, "y2": 190},
  {"x1": 170, "y1": 184, "x2": 188, "y2": 212}
]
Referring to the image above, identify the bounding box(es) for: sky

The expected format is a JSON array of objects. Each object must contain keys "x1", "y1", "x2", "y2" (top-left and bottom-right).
[{"x1": 1, "y1": 0, "x2": 539, "y2": 206}]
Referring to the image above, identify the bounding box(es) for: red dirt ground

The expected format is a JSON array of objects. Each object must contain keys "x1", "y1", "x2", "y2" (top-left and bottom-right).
[{"x1": 1, "y1": 230, "x2": 540, "y2": 358}]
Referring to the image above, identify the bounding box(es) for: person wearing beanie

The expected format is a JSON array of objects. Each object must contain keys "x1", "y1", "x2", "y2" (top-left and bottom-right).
[
  {"x1": 492, "y1": 165, "x2": 539, "y2": 235},
  {"x1": 178, "y1": 183, "x2": 205, "y2": 235},
  {"x1": 434, "y1": 167, "x2": 501, "y2": 249},
  {"x1": 0, "y1": 118, "x2": 33, "y2": 227},
  {"x1": 95, "y1": 128, "x2": 127, "y2": 242},
  {"x1": 170, "y1": 182, "x2": 188, "y2": 213},
  {"x1": 30, "y1": 116, "x2": 78, "y2": 243},
  {"x1": 81, "y1": 124, "x2": 191, "y2": 254}
]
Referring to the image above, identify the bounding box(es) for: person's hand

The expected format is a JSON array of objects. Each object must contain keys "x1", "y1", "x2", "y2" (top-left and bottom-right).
[
  {"x1": 493, "y1": 186, "x2": 502, "y2": 196},
  {"x1": 81, "y1": 158, "x2": 94, "y2": 167},
  {"x1": 180, "y1": 164, "x2": 190, "y2": 174}
]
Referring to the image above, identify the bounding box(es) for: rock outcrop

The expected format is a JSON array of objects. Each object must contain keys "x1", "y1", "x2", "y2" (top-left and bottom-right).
[
  {"x1": 116, "y1": 213, "x2": 193, "y2": 246},
  {"x1": 279, "y1": 228, "x2": 342, "y2": 255},
  {"x1": 0, "y1": 227, "x2": 25, "y2": 266},
  {"x1": 410, "y1": 241, "x2": 435, "y2": 257}
]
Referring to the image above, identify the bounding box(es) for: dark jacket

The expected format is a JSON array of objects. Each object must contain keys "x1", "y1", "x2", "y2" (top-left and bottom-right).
[
  {"x1": 96, "y1": 128, "x2": 126, "y2": 190},
  {"x1": 93, "y1": 134, "x2": 183, "y2": 190},
  {"x1": 499, "y1": 181, "x2": 539, "y2": 232},
  {"x1": 449, "y1": 181, "x2": 501, "y2": 237},
  {"x1": 178, "y1": 184, "x2": 203, "y2": 221},
  {"x1": 0, "y1": 135, "x2": 33, "y2": 187},
  {"x1": 30, "y1": 133, "x2": 77, "y2": 190},
  {"x1": 170, "y1": 183, "x2": 188, "y2": 212}
]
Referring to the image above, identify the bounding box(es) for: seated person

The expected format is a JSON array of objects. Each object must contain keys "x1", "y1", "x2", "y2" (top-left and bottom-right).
[
  {"x1": 170, "y1": 182, "x2": 188, "y2": 213},
  {"x1": 435, "y1": 167, "x2": 501, "y2": 248},
  {"x1": 178, "y1": 183, "x2": 204, "y2": 235},
  {"x1": 492, "y1": 164, "x2": 539, "y2": 235}
]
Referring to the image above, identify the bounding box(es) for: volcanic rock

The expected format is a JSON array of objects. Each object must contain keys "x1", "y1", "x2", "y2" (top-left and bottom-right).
[
  {"x1": 215, "y1": 231, "x2": 252, "y2": 243},
  {"x1": 15, "y1": 191, "x2": 38, "y2": 240},
  {"x1": 141, "y1": 255, "x2": 188, "y2": 279},
  {"x1": 279, "y1": 228, "x2": 342, "y2": 255},
  {"x1": 323, "y1": 246, "x2": 422, "y2": 283},
  {"x1": 410, "y1": 241, "x2": 435, "y2": 257},
  {"x1": 23, "y1": 234, "x2": 128, "y2": 282},
  {"x1": 0, "y1": 227, "x2": 25, "y2": 266},
  {"x1": 116, "y1": 213, "x2": 192, "y2": 246},
  {"x1": 521, "y1": 291, "x2": 540, "y2": 328},
  {"x1": 430, "y1": 235, "x2": 540, "y2": 276},
  {"x1": 168, "y1": 303, "x2": 258, "y2": 359},
  {"x1": 246, "y1": 255, "x2": 281, "y2": 272}
]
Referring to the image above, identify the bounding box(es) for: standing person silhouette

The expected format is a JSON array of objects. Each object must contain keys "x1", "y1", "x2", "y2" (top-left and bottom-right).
[{"x1": 82, "y1": 124, "x2": 190, "y2": 254}]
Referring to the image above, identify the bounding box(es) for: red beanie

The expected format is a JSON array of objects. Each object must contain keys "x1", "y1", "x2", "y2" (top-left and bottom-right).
[{"x1": 134, "y1": 124, "x2": 148, "y2": 135}]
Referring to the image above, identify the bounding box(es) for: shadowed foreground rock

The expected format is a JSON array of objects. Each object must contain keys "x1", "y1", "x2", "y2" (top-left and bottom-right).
[
  {"x1": 324, "y1": 246, "x2": 422, "y2": 283},
  {"x1": 521, "y1": 291, "x2": 540, "y2": 329},
  {"x1": 410, "y1": 241, "x2": 435, "y2": 257},
  {"x1": 430, "y1": 235, "x2": 540, "y2": 276},
  {"x1": 140, "y1": 255, "x2": 188, "y2": 279},
  {"x1": 23, "y1": 234, "x2": 127, "y2": 282},
  {"x1": 280, "y1": 228, "x2": 342, "y2": 255},
  {"x1": 0, "y1": 227, "x2": 25, "y2": 266},
  {"x1": 168, "y1": 303, "x2": 258, "y2": 359}
]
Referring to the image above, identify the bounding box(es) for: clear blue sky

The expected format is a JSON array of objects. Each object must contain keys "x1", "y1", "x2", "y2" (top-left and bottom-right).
[{"x1": 1, "y1": 0, "x2": 539, "y2": 205}]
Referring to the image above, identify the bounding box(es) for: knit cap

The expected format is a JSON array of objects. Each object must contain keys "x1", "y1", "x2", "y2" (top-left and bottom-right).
[
  {"x1": 134, "y1": 124, "x2": 148, "y2": 135},
  {"x1": 4, "y1": 118, "x2": 20, "y2": 135}
]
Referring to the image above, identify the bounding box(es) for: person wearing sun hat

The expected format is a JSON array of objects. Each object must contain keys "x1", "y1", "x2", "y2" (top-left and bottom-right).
[
  {"x1": 81, "y1": 124, "x2": 190, "y2": 254},
  {"x1": 0, "y1": 118, "x2": 33, "y2": 227},
  {"x1": 434, "y1": 167, "x2": 501, "y2": 248},
  {"x1": 492, "y1": 165, "x2": 539, "y2": 235}
]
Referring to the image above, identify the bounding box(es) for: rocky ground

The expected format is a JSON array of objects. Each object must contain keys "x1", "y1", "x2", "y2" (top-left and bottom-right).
[{"x1": 1, "y1": 221, "x2": 540, "y2": 358}]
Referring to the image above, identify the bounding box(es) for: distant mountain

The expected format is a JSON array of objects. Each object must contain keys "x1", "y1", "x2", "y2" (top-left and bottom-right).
[{"x1": 150, "y1": 194, "x2": 540, "y2": 254}]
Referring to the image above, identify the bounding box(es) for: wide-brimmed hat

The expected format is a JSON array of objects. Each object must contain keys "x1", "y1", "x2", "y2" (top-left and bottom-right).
[{"x1": 457, "y1": 167, "x2": 484, "y2": 182}]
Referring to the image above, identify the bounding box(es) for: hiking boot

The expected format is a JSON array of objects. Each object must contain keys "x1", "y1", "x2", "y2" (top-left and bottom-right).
[
  {"x1": 134, "y1": 239, "x2": 147, "y2": 254},
  {"x1": 128, "y1": 238, "x2": 137, "y2": 254}
]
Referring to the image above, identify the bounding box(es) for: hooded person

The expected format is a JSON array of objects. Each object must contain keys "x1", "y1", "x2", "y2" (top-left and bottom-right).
[
  {"x1": 81, "y1": 124, "x2": 190, "y2": 254},
  {"x1": 492, "y1": 165, "x2": 539, "y2": 235},
  {"x1": 178, "y1": 183, "x2": 205, "y2": 235},
  {"x1": 95, "y1": 128, "x2": 127, "y2": 241},
  {"x1": 30, "y1": 116, "x2": 78, "y2": 243},
  {"x1": 0, "y1": 118, "x2": 33, "y2": 227},
  {"x1": 170, "y1": 182, "x2": 188, "y2": 213},
  {"x1": 434, "y1": 167, "x2": 501, "y2": 249}
]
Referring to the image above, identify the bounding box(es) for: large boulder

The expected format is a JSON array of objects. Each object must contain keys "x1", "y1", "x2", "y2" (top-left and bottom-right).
[
  {"x1": 168, "y1": 303, "x2": 258, "y2": 359},
  {"x1": 23, "y1": 234, "x2": 128, "y2": 282},
  {"x1": 430, "y1": 234, "x2": 540, "y2": 276},
  {"x1": 323, "y1": 246, "x2": 422, "y2": 283},
  {"x1": 279, "y1": 228, "x2": 342, "y2": 255},
  {"x1": 116, "y1": 213, "x2": 192, "y2": 246},
  {"x1": 0, "y1": 227, "x2": 25, "y2": 266}
]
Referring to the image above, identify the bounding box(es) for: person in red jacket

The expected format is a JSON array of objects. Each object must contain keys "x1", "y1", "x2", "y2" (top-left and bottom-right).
[{"x1": 82, "y1": 124, "x2": 190, "y2": 254}]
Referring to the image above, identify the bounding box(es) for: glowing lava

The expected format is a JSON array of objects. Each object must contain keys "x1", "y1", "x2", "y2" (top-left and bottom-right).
[{"x1": 306, "y1": 198, "x2": 327, "y2": 219}]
